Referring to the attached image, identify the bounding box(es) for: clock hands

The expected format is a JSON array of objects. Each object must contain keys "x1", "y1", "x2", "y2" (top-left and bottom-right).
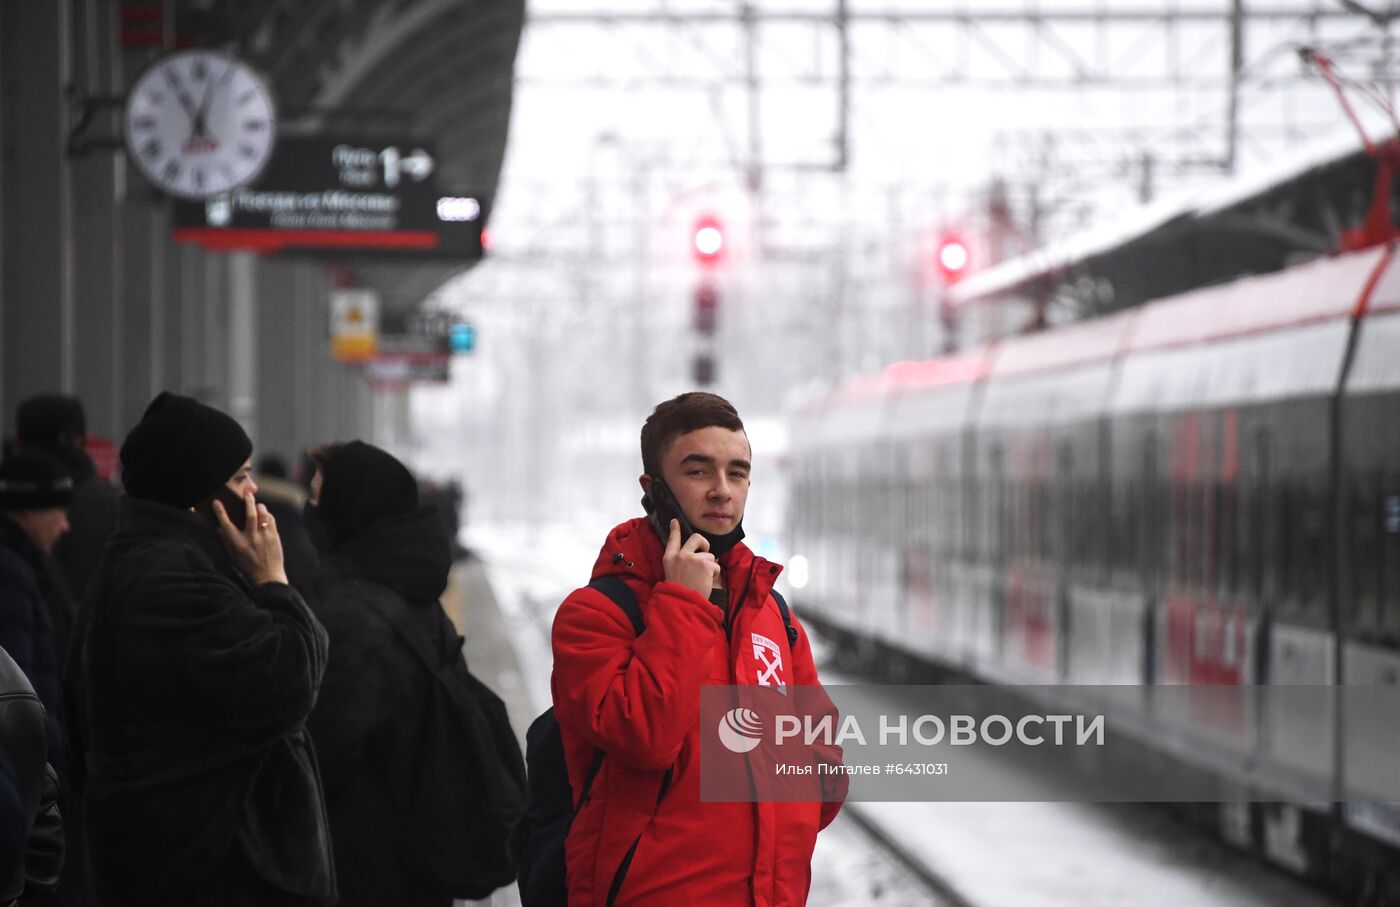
[
  {"x1": 190, "y1": 62, "x2": 237, "y2": 144},
  {"x1": 162, "y1": 66, "x2": 200, "y2": 125}
]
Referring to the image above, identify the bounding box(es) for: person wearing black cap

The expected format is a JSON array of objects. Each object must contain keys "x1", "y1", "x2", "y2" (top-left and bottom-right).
[
  {"x1": 0, "y1": 450, "x2": 83, "y2": 907},
  {"x1": 0, "y1": 452, "x2": 73, "y2": 907},
  {"x1": 304, "y1": 441, "x2": 517, "y2": 906},
  {"x1": 14, "y1": 393, "x2": 119, "y2": 606},
  {"x1": 66, "y1": 392, "x2": 335, "y2": 907},
  {"x1": 0, "y1": 451, "x2": 74, "y2": 722}
]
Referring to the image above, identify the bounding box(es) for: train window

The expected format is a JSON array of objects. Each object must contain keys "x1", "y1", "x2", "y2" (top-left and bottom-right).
[
  {"x1": 1171, "y1": 477, "x2": 1187, "y2": 591},
  {"x1": 1276, "y1": 481, "x2": 1297, "y2": 615},
  {"x1": 1252, "y1": 428, "x2": 1276, "y2": 611},
  {"x1": 1116, "y1": 478, "x2": 1136, "y2": 576},
  {"x1": 1244, "y1": 463, "x2": 1261, "y2": 611},
  {"x1": 1243, "y1": 471, "x2": 1259, "y2": 610},
  {"x1": 1351, "y1": 478, "x2": 1380, "y2": 628},
  {"x1": 1137, "y1": 434, "x2": 1158, "y2": 587},
  {"x1": 1380, "y1": 488, "x2": 1400, "y2": 634},
  {"x1": 1192, "y1": 474, "x2": 1208, "y2": 596},
  {"x1": 934, "y1": 444, "x2": 949, "y2": 556},
  {"x1": 1299, "y1": 487, "x2": 1326, "y2": 618},
  {"x1": 1217, "y1": 481, "x2": 1236, "y2": 601}
]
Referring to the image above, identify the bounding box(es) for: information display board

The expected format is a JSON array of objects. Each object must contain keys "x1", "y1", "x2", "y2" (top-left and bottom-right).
[{"x1": 172, "y1": 134, "x2": 485, "y2": 258}]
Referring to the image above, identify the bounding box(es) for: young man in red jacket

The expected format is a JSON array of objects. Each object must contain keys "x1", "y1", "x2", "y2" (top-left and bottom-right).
[{"x1": 550, "y1": 392, "x2": 843, "y2": 907}]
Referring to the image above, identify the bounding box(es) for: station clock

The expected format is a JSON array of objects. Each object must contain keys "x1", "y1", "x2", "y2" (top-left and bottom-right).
[{"x1": 123, "y1": 49, "x2": 277, "y2": 200}]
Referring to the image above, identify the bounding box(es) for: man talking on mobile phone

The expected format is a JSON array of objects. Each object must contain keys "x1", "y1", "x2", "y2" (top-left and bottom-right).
[{"x1": 547, "y1": 392, "x2": 843, "y2": 907}]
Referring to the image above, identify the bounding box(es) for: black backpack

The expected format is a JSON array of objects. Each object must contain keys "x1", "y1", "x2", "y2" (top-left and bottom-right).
[
  {"x1": 366, "y1": 592, "x2": 529, "y2": 900},
  {"x1": 509, "y1": 575, "x2": 798, "y2": 907}
]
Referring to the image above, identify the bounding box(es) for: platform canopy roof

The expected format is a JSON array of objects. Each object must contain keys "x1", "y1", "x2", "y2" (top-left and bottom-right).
[{"x1": 182, "y1": 0, "x2": 526, "y2": 311}]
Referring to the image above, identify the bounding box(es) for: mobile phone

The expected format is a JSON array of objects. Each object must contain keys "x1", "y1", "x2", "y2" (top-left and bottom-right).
[
  {"x1": 199, "y1": 484, "x2": 250, "y2": 532},
  {"x1": 642, "y1": 477, "x2": 698, "y2": 544}
]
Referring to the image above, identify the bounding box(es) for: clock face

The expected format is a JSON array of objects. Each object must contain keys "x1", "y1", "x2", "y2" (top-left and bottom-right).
[{"x1": 124, "y1": 49, "x2": 277, "y2": 200}]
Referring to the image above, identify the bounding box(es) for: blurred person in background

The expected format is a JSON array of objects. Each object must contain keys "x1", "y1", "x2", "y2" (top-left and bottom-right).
[
  {"x1": 0, "y1": 452, "x2": 85, "y2": 907},
  {"x1": 0, "y1": 644, "x2": 64, "y2": 907},
  {"x1": 13, "y1": 395, "x2": 119, "y2": 608},
  {"x1": 304, "y1": 441, "x2": 478, "y2": 906},
  {"x1": 66, "y1": 392, "x2": 335, "y2": 907},
  {"x1": 417, "y1": 477, "x2": 469, "y2": 562},
  {"x1": 253, "y1": 453, "x2": 319, "y2": 594},
  {"x1": 0, "y1": 750, "x2": 24, "y2": 900},
  {"x1": 0, "y1": 452, "x2": 72, "y2": 729}
]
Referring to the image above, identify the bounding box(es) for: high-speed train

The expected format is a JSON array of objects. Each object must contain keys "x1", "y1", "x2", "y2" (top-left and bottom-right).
[{"x1": 789, "y1": 244, "x2": 1400, "y2": 901}]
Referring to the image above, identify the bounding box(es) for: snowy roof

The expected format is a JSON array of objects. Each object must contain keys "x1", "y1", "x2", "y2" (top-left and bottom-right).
[{"x1": 949, "y1": 107, "x2": 1398, "y2": 307}]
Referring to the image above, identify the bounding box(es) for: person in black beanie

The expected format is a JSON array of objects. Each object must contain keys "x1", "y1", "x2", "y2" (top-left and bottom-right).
[
  {"x1": 0, "y1": 451, "x2": 73, "y2": 719},
  {"x1": 65, "y1": 392, "x2": 336, "y2": 907},
  {"x1": 304, "y1": 441, "x2": 497, "y2": 906},
  {"x1": 14, "y1": 394, "x2": 119, "y2": 606},
  {"x1": 0, "y1": 452, "x2": 79, "y2": 907}
]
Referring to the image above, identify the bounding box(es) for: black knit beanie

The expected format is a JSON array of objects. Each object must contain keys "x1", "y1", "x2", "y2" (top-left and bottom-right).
[
  {"x1": 0, "y1": 452, "x2": 75, "y2": 510},
  {"x1": 120, "y1": 392, "x2": 253, "y2": 509},
  {"x1": 316, "y1": 441, "x2": 418, "y2": 547},
  {"x1": 16, "y1": 394, "x2": 86, "y2": 447}
]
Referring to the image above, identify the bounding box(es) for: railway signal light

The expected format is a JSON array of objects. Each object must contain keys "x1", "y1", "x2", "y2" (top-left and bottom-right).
[
  {"x1": 936, "y1": 233, "x2": 970, "y2": 283},
  {"x1": 695, "y1": 282, "x2": 719, "y2": 336},
  {"x1": 693, "y1": 215, "x2": 724, "y2": 264},
  {"x1": 693, "y1": 353, "x2": 716, "y2": 386}
]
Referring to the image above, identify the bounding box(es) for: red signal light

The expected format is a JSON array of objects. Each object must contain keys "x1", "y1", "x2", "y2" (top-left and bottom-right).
[
  {"x1": 693, "y1": 215, "x2": 724, "y2": 264},
  {"x1": 936, "y1": 234, "x2": 969, "y2": 282}
]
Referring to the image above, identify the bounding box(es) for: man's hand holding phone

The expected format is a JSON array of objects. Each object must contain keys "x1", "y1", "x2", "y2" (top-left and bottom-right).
[
  {"x1": 662, "y1": 519, "x2": 720, "y2": 598},
  {"x1": 212, "y1": 490, "x2": 289, "y2": 586}
]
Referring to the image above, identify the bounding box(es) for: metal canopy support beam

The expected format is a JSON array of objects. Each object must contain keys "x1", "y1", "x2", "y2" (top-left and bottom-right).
[
  {"x1": 228, "y1": 251, "x2": 257, "y2": 434},
  {"x1": 1227, "y1": 0, "x2": 1246, "y2": 174},
  {"x1": 312, "y1": 0, "x2": 468, "y2": 110},
  {"x1": 528, "y1": 9, "x2": 1362, "y2": 24},
  {"x1": 510, "y1": 4, "x2": 1381, "y2": 247},
  {"x1": 0, "y1": 1, "x2": 74, "y2": 425},
  {"x1": 71, "y1": 0, "x2": 125, "y2": 438}
]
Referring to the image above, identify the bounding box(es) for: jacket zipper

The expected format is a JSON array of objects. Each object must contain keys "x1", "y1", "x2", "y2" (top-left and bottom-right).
[
  {"x1": 604, "y1": 765, "x2": 675, "y2": 906},
  {"x1": 722, "y1": 563, "x2": 757, "y2": 642}
]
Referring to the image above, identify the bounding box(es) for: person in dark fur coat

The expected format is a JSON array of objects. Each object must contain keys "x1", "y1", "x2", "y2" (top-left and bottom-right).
[
  {"x1": 66, "y1": 392, "x2": 336, "y2": 907},
  {"x1": 304, "y1": 441, "x2": 461, "y2": 907}
]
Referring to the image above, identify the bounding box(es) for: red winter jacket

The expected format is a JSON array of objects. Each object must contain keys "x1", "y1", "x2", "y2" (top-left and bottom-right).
[{"x1": 551, "y1": 518, "x2": 844, "y2": 907}]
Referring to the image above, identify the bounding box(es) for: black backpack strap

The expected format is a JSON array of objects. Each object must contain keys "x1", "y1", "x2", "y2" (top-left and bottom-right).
[
  {"x1": 572, "y1": 576, "x2": 647, "y2": 811},
  {"x1": 587, "y1": 575, "x2": 644, "y2": 636},
  {"x1": 770, "y1": 588, "x2": 799, "y2": 648}
]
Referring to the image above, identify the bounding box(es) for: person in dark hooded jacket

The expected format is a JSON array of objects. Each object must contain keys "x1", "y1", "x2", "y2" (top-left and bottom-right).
[
  {"x1": 303, "y1": 441, "x2": 460, "y2": 907},
  {"x1": 66, "y1": 392, "x2": 335, "y2": 907}
]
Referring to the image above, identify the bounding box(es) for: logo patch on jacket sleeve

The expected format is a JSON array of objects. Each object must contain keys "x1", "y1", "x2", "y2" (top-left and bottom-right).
[{"x1": 751, "y1": 632, "x2": 786, "y2": 694}]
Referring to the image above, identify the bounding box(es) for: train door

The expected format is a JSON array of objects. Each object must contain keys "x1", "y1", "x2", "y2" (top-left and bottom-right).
[
  {"x1": 902, "y1": 437, "x2": 940, "y2": 655},
  {"x1": 986, "y1": 442, "x2": 1007, "y2": 667},
  {"x1": 1161, "y1": 410, "x2": 1196, "y2": 685},
  {"x1": 1055, "y1": 440, "x2": 1074, "y2": 681},
  {"x1": 1140, "y1": 426, "x2": 1160, "y2": 686}
]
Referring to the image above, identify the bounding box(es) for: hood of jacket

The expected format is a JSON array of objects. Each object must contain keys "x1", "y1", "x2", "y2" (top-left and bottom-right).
[{"x1": 324, "y1": 505, "x2": 451, "y2": 605}]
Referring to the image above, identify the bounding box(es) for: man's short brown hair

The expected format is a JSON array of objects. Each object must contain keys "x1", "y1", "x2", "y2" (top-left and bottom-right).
[{"x1": 640, "y1": 392, "x2": 745, "y2": 478}]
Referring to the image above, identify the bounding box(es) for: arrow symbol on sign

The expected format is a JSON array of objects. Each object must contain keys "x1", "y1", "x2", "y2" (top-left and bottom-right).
[{"x1": 401, "y1": 149, "x2": 435, "y2": 181}]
